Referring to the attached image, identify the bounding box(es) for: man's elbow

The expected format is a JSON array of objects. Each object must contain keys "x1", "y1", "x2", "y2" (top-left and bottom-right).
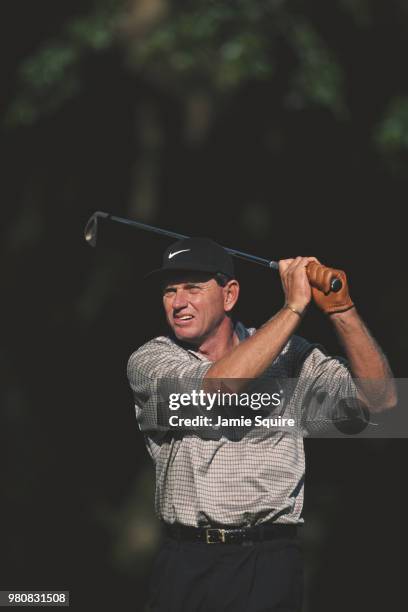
[
  {"x1": 358, "y1": 386, "x2": 398, "y2": 413},
  {"x1": 378, "y1": 390, "x2": 398, "y2": 412}
]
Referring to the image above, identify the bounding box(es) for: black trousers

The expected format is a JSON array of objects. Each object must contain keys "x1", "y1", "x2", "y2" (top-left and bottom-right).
[{"x1": 148, "y1": 534, "x2": 303, "y2": 612}]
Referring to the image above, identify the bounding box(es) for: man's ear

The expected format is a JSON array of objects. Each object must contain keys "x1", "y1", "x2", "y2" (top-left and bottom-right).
[{"x1": 224, "y1": 280, "x2": 240, "y2": 312}]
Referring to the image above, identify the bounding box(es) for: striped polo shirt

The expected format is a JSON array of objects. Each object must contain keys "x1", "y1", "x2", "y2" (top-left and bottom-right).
[{"x1": 127, "y1": 321, "x2": 358, "y2": 527}]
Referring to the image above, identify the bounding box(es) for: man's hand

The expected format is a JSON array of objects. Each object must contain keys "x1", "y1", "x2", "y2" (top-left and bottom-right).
[
  {"x1": 205, "y1": 258, "x2": 317, "y2": 382},
  {"x1": 279, "y1": 257, "x2": 320, "y2": 315},
  {"x1": 307, "y1": 263, "x2": 354, "y2": 315}
]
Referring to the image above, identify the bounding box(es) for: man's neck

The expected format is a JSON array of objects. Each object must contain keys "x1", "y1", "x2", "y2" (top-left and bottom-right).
[{"x1": 195, "y1": 317, "x2": 240, "y2": 362}]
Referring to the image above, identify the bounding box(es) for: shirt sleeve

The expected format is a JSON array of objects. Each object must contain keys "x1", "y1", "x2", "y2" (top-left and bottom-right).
[
  {"x1": 127, "y1": 338, "x2": 213, "y2": 435},
  {"x1": 289, "y1": 337, "x2": 369, "y2": 436}
]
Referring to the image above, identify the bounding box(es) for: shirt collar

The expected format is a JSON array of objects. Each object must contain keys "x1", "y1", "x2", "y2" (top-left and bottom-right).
[{"x1": 184, "y1": 320, "x2": 249, "y2": 361}]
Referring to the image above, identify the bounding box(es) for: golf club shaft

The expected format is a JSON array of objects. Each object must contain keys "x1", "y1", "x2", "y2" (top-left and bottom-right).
[
  {"x1": 84, "y1": 211, "x2": 342, "y2": 291},
  {"x1": 85, "y1": 212, "x2": 279, "y2": 269}
]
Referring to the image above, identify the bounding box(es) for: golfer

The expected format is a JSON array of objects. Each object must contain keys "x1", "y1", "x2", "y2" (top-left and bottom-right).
[{"x1": 127, "y1": 237, "x2": 395, "y2": 612}]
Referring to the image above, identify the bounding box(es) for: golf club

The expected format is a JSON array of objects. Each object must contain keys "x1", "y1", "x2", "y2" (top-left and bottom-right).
[{"x1": 84, "y1": 211, "x2": 342, "y2": 292}]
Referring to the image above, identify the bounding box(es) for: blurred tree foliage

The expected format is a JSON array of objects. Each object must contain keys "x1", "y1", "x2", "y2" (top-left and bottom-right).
[
  {"x1": 5, "y1": 0, "x2": 120, "y2": 126},
  {"x1": 5, "y1": 0, "x2": 347, "y2": 125},
  {"x1": 7, "y1": 0, "x2": 408, "y2": 167}
]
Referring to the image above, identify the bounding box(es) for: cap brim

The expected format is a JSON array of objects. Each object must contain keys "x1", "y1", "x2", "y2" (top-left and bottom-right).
[{"x1": 144, "y1": 263, "x2": 220, "y2": 281}]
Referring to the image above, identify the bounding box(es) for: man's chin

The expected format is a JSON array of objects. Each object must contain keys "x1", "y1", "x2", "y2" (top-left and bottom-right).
[{"x1": 173, "y1": 326, "x2": 201, "y2": 344}]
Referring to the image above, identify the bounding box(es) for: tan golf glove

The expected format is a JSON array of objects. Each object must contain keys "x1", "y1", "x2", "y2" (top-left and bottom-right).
[{"x1": 306, "y1": 262, "x2": 354, "y2": 315}]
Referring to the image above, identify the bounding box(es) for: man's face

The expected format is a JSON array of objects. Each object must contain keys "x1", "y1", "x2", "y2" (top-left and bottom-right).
[{"x1": 162, "y1": 272, "x2": 238, "y2": 344}]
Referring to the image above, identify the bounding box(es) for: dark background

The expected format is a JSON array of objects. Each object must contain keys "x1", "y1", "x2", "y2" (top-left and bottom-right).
[{"x1": 1, "y1": 1, "x2": 406, "y2": 610}]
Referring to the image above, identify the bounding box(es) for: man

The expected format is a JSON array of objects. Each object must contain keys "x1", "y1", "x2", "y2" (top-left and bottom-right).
[{"x1": 127, "y1": 237, "x2": 395, "y2": 612}]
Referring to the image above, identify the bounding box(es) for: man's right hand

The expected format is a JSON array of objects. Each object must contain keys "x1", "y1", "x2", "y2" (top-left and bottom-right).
[
  {"x1": 279, "y1": 257, "x2": 320, "y2": 315},
  {"x1": 205, "y1": 257, "x2": 317, "y2": 382}
]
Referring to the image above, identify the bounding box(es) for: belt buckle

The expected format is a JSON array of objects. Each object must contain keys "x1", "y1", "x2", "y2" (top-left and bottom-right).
[{"x1": 205, "y1": 528, "x2": 225, "y2": 544}]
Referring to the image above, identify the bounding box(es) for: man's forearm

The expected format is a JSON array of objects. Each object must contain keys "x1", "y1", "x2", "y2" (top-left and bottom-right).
[
  {"x1": 204, "y1": 306, "x2": 301, "y2": 382},
  {"x1": 330, "y1": 308, "x2": 397, "y2": 411}
]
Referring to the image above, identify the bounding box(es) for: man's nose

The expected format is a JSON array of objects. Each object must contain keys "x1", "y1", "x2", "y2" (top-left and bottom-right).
[{"x1": 172, "y1": 290, "x2": 188, "y2": 310}]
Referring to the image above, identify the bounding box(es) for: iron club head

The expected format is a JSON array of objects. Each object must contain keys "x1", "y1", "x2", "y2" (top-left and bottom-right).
[{"x1": 84, "y1": 211, "x2": 110, "y2": 247}]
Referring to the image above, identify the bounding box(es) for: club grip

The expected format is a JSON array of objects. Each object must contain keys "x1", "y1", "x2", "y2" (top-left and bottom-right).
[
  {"x1": 306, "y1": 264, "x2": 342, "y2": 293},
  {"x1": 330, "y1": 277, "x2": 342, "y2": 292}
]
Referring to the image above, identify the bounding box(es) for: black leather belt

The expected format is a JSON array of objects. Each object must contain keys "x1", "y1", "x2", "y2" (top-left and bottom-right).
[{"x1": 164, "y1": 522, "x2": 298, "y2": 545}]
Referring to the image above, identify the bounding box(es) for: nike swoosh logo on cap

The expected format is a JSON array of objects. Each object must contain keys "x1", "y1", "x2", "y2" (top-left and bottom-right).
[{"x1": 168, "y1": 249, "x2": 191, "y2": 259}]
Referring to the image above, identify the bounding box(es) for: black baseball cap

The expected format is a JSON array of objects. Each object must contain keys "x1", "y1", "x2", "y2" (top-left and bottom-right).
[{"x1": 145, "y1": 237, "x2": 235, "y2": 280}]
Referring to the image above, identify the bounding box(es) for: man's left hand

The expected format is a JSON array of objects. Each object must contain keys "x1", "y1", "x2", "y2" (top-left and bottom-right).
[{"x1": 307, "y1": 263, "x2": 354, "y2": 315}]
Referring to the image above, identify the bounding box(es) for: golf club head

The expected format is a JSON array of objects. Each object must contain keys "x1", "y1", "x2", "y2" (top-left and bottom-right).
[
  {"x1": 84, "y1": 211, "x2": 110, "y2": 247},
  {"x1": 83, "y1": 210, "x2": 163, "y2": 255}
]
